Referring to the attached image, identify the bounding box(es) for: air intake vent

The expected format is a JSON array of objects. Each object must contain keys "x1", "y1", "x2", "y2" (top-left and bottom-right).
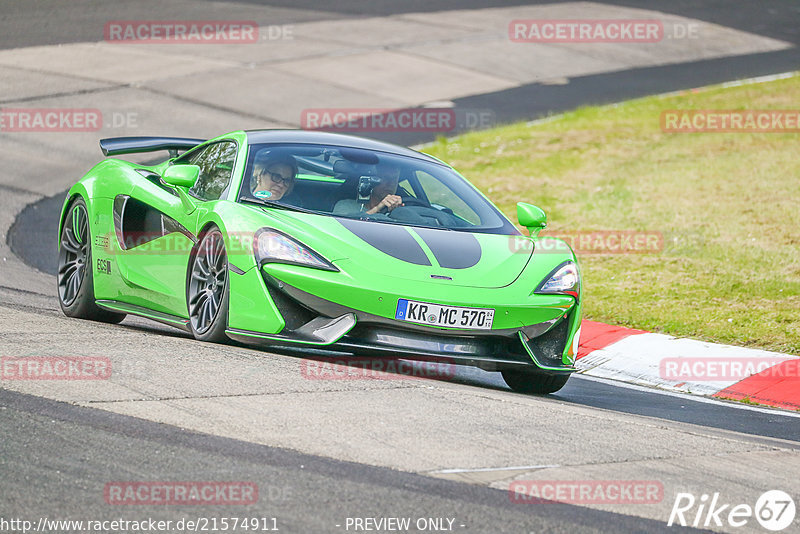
[
  {"x1": 527, "y1": 317, "x2": 570, "y2": 365},
  {"x1": 265, "y1": 283, "x2": 317, "y2": 331}
]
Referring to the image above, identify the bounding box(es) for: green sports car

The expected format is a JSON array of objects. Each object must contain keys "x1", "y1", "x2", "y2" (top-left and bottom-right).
[{"x1": 57, "y1": 130, "x2": 581, "y2": 394}]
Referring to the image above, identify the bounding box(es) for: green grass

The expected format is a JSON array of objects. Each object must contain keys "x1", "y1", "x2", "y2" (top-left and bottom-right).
[{"x1": 424, "y1": 74, "x2": 800, "y2": 355}]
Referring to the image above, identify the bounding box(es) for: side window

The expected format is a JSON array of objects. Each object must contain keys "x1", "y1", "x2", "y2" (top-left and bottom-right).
[
  {"x1": 187, "y1": 142, "x2": 237, "y2": 201},
  {"x1": 397, "y1": 178, "x2": 417, "y2": 198}
]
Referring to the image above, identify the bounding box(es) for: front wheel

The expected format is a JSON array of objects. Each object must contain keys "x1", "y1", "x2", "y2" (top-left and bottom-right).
[
  {"x1": 187, "y1": 227, "x2": 230, "y2": 343},
  {"x1": 501, "y1": 369, "x2": 570, "y2": 394}
]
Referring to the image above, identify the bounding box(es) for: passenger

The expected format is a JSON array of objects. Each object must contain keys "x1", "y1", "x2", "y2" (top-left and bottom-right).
[{"x1": 251, "y1": 154, "x2": 297, "y2": 201}]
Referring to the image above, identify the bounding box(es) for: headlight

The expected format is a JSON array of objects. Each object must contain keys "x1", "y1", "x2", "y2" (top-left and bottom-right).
[
  {"x1": 255, "y1": 228, "x2": 338, "y2": 271},
  {"x1": 535, "y1": 261, "x2": 579, "y2": 298}
]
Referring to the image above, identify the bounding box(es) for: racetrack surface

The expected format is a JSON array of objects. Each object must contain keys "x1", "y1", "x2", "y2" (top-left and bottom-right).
[
  {"x1": 1, "y1": 0, "x2": 798, "y2": 50},
  {"x1": 1, "y1": 388, "x2": 710, "y2": 534},
  {"x1": 2, "y1": 284, "x2": 799, "y2": 532},
  {"x1": 2, "y1": 1, "x2": 800, "y2": 532}
]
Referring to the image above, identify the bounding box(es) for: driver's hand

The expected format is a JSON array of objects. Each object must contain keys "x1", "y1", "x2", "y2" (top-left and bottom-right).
[{"x1": 369, "y1": 194, "x2": 403, "y2": 214}]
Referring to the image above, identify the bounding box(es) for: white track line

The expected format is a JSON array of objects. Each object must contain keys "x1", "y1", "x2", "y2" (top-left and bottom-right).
[{"x1": 430, "y1": 465, "x2": 560, "y2": 474}]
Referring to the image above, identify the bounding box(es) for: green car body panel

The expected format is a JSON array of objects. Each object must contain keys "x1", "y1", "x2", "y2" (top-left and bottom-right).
[{"x1": 58, "y1": 130, "x2": 582, "y2": 390}]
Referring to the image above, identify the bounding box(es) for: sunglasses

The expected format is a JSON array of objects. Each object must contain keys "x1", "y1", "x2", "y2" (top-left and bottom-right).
[{"x1": 260, "y1": 170, "x2": 294, "y2": 185}]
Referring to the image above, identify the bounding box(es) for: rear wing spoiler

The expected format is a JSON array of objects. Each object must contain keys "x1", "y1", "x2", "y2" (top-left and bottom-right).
[{"x1": 100, "y1": 136, "x2": 206, "y2": 157}]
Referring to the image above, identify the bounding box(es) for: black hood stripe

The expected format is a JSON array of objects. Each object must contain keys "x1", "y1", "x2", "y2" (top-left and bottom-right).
[
  {"x1": 414, "y1": 227, "x2": 482, "y2": 269},
  {"x1": 337, "y1": 218, "x2": 431, "y2": 266}
]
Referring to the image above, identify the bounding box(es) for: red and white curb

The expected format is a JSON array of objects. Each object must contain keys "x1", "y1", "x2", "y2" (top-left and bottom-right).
[{"x1": 576, "y1": 321, "x2": 800, "y2": 411}]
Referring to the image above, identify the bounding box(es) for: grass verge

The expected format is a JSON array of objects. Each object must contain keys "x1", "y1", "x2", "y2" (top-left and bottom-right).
[{"x1": 424, "y1": 73, "x2": 800, "y2": 355}]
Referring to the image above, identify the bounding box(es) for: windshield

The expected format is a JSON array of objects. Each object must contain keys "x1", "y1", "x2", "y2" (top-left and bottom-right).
[{"x1": 237, "y1": 143, "x2": 519, "y2": 235}]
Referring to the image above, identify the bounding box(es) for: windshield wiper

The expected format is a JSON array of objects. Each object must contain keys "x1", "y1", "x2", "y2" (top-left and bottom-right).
[{"x1": 239, "y1": 197, "x2": 315, "y2": 214}]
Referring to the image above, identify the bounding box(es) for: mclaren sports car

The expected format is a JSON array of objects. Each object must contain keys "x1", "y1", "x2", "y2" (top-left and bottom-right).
[{"x1": 57, "y1": 130, "x2": 582, "y2": 393}]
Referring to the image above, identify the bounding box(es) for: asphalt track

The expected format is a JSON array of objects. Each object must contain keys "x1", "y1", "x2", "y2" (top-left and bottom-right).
[
  {"x1": 1, "y1": 0, "x2": 798, "y2": 49},
  {"x1": 2, "y1": 1, "x2": 800, "y2": 533},
  {"x1": 2, "y1": 0, "x2": 799, "y2": 149},
  {"x1": 0, "y1": 389, "x2": 709, "y2": 534}
]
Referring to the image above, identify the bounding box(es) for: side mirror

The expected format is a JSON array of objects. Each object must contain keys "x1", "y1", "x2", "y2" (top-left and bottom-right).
[
  {"x1": 162, "y1": 164, "x2": 200, "y2": 189},
  {"x1": 517, "y1": 202, "x2": 547, "y2": 236}
]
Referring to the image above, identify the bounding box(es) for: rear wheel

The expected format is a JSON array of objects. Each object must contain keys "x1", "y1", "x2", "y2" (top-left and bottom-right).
[
  {"x1": 57, "y1": 197, "x2": 125, "y2": 323},
  {"x1": 501, "y1": 369, "x2": 570, "y2": 394},
  {"x1": 187, "y1": 228, "x2": 229, "y2": 343}
]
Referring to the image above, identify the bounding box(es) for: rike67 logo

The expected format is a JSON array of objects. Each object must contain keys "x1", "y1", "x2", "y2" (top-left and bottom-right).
[{"x1": 668, "y1": 490, "x2": 796, "y2": 531}]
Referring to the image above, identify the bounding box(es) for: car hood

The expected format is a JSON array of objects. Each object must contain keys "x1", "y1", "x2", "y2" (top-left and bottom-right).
[{"x1": 255, "y1": 208, "x2": 531, "y2": 289}]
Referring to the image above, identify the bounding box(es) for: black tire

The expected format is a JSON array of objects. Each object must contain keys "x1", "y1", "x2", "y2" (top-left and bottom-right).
[
  {"x1": 187, "y1": 227, "x2": 230, "y2": 343},
  {"x1": 57, "y1": 197, "x2": 126, "y2": 323},
  {"x1": 501, "y1": 369, "x2": 570, "y2": 394}
]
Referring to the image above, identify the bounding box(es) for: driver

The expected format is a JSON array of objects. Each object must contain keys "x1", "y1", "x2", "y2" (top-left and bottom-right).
[{"x1": 333, "y1": 162, "x2": 403, "y2": 215}]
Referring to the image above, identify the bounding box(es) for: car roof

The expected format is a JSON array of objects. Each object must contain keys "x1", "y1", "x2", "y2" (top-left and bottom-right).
[{"x1": 244, "y1": 129, "x2": 444, "y2": 165}]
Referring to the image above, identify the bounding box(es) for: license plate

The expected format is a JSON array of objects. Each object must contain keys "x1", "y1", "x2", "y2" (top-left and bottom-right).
[{"x1": 395, "y1": 299, "x2": 495, "y2": 330}]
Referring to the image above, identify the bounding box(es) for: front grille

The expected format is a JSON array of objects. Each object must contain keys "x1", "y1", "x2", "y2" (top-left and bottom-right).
[{"x1": 345, "y1": 324, "x2": 526, "y2": 361}]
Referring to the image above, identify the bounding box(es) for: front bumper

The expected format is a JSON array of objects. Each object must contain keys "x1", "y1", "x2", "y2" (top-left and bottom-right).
[{"x1": 225, "y1": 265, "x2": 578, "y2": 374}]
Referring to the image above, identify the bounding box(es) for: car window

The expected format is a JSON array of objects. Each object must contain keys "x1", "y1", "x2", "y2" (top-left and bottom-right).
[
  {"x1": 187, "y1": 141, "x2": 237, "y2": 201},
  {"x1": 415, "y1": 171, "x2": 481, "y2": 225},
  {"x1": 237, "y1": 143, "x2": 518, "y2": 235},
  {"x1": 397, "y1": 178, "x2": 417, "y2": 198}
]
